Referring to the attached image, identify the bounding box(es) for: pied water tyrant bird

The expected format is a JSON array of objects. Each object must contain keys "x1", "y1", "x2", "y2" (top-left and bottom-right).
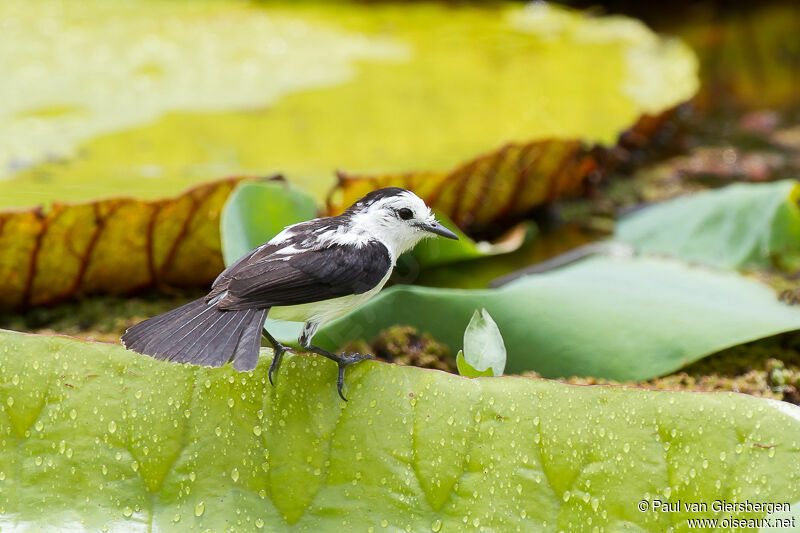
[{"x1": 121, "y1": 187, "x2": 458, "y2": 400}]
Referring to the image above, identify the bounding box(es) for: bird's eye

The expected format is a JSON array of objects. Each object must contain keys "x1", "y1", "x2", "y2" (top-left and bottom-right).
[{"x1": 397, "y1": 208, "x2": 414, "y2": 220}]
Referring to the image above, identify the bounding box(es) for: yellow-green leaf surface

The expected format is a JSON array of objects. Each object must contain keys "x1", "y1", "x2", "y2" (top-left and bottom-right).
[
  {"x1": 0, "y1": 0, "x2": 697, "y2": 208},
  {"x1": 0, "y1": 330, "x2": 798, "y2": 531}
]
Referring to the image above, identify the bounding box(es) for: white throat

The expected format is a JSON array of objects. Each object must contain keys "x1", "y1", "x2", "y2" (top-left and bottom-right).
[{"x1": 350, "y1": 211, "x2": 430, "y2": 261}]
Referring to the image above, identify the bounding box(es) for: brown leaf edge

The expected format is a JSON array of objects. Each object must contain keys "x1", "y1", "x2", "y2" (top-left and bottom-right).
[
  {"x1": 0, "y1": 177, "x2": 249, "y2": 311},
  {"x1": 326, "y1": 105, "x2": 686, "y2": 239}
]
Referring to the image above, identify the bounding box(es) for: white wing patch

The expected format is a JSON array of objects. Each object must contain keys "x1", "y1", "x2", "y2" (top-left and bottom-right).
[
  {"x1": 315, "y1": 226, "x2": 372, "y2": 248},
  {"x1": 269, "y1": 225, "x2": 300, "y2": 245}
]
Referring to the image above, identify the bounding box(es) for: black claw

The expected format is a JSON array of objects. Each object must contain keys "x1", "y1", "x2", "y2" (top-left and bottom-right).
[
  {"x1": 268, "y1": 347, "x2": 285, "y2": 386},
  {"x1": 334, "y1": 352, "x2": 372, "y2": 401},
  {"x1": 337, "y1": 364, "x2": 348, "y2": 401},
  {"x1": 262, "y1": 330, "x2": 290, "y2": 387}
]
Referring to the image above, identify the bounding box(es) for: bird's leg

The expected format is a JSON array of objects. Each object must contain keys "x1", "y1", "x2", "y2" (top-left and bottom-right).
[
  {"x1": 262, "y1": 329, "x2": 290, "y2": 386},
  {"x1": 299, "y1": 322, "x2": 371, "y2": 401}
]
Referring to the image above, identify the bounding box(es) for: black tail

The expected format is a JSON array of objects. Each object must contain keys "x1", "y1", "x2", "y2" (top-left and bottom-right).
[{"x1": 121, "y1": 298, "x2": 269, "y2": 372}]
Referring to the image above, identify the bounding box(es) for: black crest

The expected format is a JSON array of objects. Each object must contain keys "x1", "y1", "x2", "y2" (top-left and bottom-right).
[{"x1": 345, "y1": 187, "x2": 409, "y2": 214}]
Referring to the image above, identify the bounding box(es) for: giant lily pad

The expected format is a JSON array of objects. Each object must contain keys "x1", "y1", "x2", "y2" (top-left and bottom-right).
[
  {"x1": 0, "y1": 1, "x2": 696, "y2": 208},
  {"x1": 617, "y1": 180, "x2": 800, "y2": 272},
  {"x1": 316, "y1": 256, "x2": 800, "y2": 380},
  {"x1": 0, "y1": 329, "x2": 798, "y2": 531}
]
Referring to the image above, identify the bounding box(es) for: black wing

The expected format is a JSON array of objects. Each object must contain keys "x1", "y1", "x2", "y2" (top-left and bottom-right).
[{"x1": 211, "y1": 240, "x2": 392, "y2": 310}]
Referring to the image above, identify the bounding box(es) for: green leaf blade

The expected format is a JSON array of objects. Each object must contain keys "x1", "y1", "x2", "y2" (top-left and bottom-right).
[
  {"x1": 220, "y1": 180, "x2": 318, "y2": 266},
  {"x1": 456, "y1": 350, "x2": 495, "y2": 378},
  {"x1": 616, "y1": 180, "x2": 800, "y2": 271}
]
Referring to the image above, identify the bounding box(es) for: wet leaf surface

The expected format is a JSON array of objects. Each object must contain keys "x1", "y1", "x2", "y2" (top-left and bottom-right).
[{"x1": 0, "y1": 329, "x2": 798, "y2": 531}]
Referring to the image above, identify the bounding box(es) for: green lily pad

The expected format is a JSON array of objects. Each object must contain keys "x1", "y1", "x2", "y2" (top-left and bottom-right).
[
  {"x1": 316, "y1": 256, "x2": 800, "y2": 380},
  {"x1": 0, "y1": 1, "x2": 696, "y2": 207},
  {"x1": 617, "y1": 180, "x2": 800, "y2": 272},
  {"x1": 220, "y1": 180, "x2": 318, "y2": 266},
  {"x1": 0, "y1": 329, "x2": 798, "y2": 531}
]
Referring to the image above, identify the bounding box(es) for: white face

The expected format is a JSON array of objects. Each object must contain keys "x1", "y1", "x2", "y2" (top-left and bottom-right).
[{"x1": 351, "y1": 191, "x2": 447, "y2": 257}]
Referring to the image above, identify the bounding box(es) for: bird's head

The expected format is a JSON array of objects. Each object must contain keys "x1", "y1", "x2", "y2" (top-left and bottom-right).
[{"x1": 346, "y1": 187, "x2": 458, "y2": 257}]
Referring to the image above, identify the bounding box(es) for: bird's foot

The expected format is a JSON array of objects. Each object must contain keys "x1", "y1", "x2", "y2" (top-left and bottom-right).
[
  {"x1": 334, "y1": 352, "x2": 373, "y2": 401},
  {"x1": 268, "y1": 343, "x2": 290, "y2": 386},
  {"x1": 306, "y1": 346, "x2": 373, "y2": 401}
]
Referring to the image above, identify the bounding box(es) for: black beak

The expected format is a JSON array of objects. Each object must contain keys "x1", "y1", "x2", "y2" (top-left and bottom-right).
[{"x1": 420, "y1": 219, "x2": 459, "y2": 240}]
